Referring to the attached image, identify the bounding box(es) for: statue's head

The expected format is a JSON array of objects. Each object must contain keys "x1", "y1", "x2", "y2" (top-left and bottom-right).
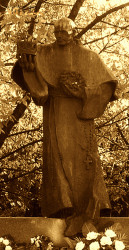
[{"x1": 54, "y1": 17, "x2": 76, "y2": 45}]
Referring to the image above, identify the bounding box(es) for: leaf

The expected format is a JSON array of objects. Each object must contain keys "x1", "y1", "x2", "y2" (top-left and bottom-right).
[
  {"x1": 82, "y1": 221, "x2": 98, "y2": 237},
  {"x1": 110, "y1": 222, "x2": 123, "y2": 233}
]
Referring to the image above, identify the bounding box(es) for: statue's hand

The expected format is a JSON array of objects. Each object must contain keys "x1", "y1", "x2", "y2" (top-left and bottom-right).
[
  {"x1": 59, "y1": 71, "x2": 86, "y2": 98},
  {"x1": 63, "y1": 82, "x2": 85, "y2": 98},
  {"x1": 19, "y1": 54, "x2": 35, "y2": 71}
]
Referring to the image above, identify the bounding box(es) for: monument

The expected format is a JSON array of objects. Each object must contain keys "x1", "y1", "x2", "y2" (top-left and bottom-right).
[{"x1": 12, "y1": 17, "x2": 118, "y2": 238}]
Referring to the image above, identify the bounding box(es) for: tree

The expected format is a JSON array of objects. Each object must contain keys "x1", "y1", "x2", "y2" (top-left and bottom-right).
[
  {"x1": 0, "y1": 0, "x2": 129, "y2": 216},
  {"x1": 0, "y1": 0, "x2": 10, "y2": 31}
]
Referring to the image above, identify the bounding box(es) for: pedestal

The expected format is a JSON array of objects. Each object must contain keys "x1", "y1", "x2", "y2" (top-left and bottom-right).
[{"x1": 0, "y1": 217, "x2": 129, "y2": 247}]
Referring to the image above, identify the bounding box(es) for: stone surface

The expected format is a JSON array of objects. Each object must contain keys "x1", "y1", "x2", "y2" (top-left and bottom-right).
[
  {"x1": 12, "y1": 37, "x2": 117, "y2": 229},
  {"x1": 99, "y1": 217, "x2": 129, "y2": 236},
  {"x1": 0, "y1": 217, "x2": 129, "y2": 246},
  {"x1": 0, "y1": 217, "x2": 67, "y2": 246}
]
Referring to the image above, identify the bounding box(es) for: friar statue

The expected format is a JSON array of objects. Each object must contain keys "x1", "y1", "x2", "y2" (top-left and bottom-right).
[{"x1": 12, "y1": 17, "x2": 117, "y2": 237}]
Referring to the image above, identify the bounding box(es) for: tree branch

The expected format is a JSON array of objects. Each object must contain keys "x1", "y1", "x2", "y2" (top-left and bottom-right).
[
  {"x1": 0, "y1": 0, "x2": 10, "y2": 31},
  {"x1": 1, "y1": 166, "x2": 31, "y2": 172},
  {"x1": 0, "y1": 138, "x2": 43, "y2": 161},
  {"x1": 96, "y1": 107, "x2": 128, "y2": 129},
  {"x1": 5, "y1": 63, "x2": 14, "y2": 66},
  {"x1": 4, "y1": 56, "x2": 15, "y2": 62},
  {"x1": 28, "y1": 0, "x2": 48, "y2": 35},
  {"x1": 97, "y1": 134, "x2": 125, "y2": 150},
  {"x1": 116, "y1": 123, "x2": 129, "y2": 146},
  {"x1": 22, "y1": 0, "x2": 36, "y2": 10},
  {"x1": 0, "y1": 93, "x2": 31, "y2": 148},
  {"x1": 0, "y1": 166, "x2": 42, "y2": 184},
  {"x1": 76, "y1": 2, "x2": 129, "y2": 39},
  {"x1": 84, "y1": 26, "x2": 125, "y2": 45},
  {"x1": 96, "y1": 116, "x2": 128, "y2": 129},
  {"x1": 1, "y1": 188, "x2": 32, "y2": 200},
  {"x1": 85, "y1": 31, "x2": 116, "y2": 45},
  {"x1": 8, "y1": 124, "x2": 43, "y2": 138},
  {"x1": 68, "y1": 0, "x2": 84, "y2": 21},
  {"x1": 101, "y1": 21, "x2": 129, "y2": 30},
  {"x1": 105, "y1": 50, "x2": 129, "y2": 58},
  {"x1": 99, "y1": 37, "x2": 124, "y2": 54},
  {"x1": 0, "y1": 0, "x2": 10, "y2": 14},
  {"x1": 99, "y1": 148, "x2": 128, "y2": 155}
]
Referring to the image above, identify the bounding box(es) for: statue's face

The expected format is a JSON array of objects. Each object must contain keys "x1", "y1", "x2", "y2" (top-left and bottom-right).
[{"x1": 54, "y1": 29, "x2": 73, "y2": 46}]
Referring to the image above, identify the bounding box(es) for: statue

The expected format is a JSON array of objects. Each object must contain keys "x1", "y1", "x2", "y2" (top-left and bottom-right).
[{"x1": 12, "y1": 17, "x2": 118, "y2": 237}]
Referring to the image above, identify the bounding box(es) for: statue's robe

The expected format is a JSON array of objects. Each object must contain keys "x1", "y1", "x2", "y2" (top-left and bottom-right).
[{"x1": 12, "y1": 41, "x2": 117, "y2": 235}]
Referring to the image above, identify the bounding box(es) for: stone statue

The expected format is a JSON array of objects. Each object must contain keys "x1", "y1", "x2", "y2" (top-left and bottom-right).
[{"x1": 12, "y1": 17, "x2": 117, "y2": 237}]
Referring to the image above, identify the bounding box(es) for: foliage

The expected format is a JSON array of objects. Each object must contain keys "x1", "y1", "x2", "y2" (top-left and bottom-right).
[
  {"x1": 95, "y1": 99, "x2": 129, "y2": 216},
  {"x1": 0, "y1": 0, "x2": 129, "y2": 217},
  {"x1": 74, "y1": 227, "x2": 128, "y2": 250}
]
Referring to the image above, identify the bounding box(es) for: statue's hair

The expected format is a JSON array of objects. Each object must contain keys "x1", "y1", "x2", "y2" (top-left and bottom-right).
[{"x1": 54, "y1": 17, "x2": 76, "y2": 34}]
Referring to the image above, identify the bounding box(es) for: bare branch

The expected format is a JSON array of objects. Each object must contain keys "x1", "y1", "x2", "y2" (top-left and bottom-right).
[
  {"x1": 99, "y1": 37, "x2": 124, "y2": 54},
  {"x1": 98, "y1": 41, "x2": 110, "y2": 54},
  {"x1": 0, "y1": 0, "x2": 10, "y2": 13},
  {"x1": 99, "y1": 148, "x2": 128, "y2": 155},
  {"x1": 84, "y1": 26, "x2": 125, "y2": 45},
  {"x1": 22, "y1": 0, "x2": 36, "y2": 10},
  {"x1": 8, "y1": 124, "x2": 43, "y2": 138},
  {"x1": 97, "y1": 134, "x2": 125, "y2": 150},
  {"x1": 28, "y1": 0, "x2": 48, "y2": 35},
  {"x1": 105, "y1": 50, "x2": 129, "y2": 58},
  {"x1": 0, "y1": 0, "x2": 10, "y2": 31},
  {"x1": 97, "y1": 117, "x2": 128, "y2": 129},
  {"x1": 68, "y1": 0, "x2": 84, "y2": 21},
  {"x1": 1, "y1": 188, "x2": 32, "y2": 200},
  {"x1": 96, "y1": 107, "x2": 128, "y2": 129},
  {"x1": 4, "y1": 56, "x2": 15, "y2": 63},
  {"x1": 101, "y1": 21, "x2": 129, "y2": 30},
  {"x1": 4, "y1": 63, "x2": 14, "y2": 66},
  {"x1": 116, "y1": 123, "x2": 129, "y2": 146},
  {"x1": 1, "y1": 166, "x2": 30, "y2": 172},
  {"x1": 76, "y1": 2, "x2": 129, "y2": 39},
  {"x1": 0, "y1": 166, "x2": 42, "y2": 183}
]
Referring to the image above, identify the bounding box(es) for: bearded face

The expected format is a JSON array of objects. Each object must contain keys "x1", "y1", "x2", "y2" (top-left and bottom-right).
[
  {"x1": 54, "y1": 17, "x2": 75, "y2": 46},
  {"x1": 54, "y1": 29, "x2": 74, "y2": 46}
]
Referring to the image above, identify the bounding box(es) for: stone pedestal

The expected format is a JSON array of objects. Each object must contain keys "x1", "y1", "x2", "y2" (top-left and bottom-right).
[
  {"x1": 0, "y1": 217, "x2": 129, "y2": 247},
  {"x1": 0, "y1": 217, "x2": 67, "y2": 246}
]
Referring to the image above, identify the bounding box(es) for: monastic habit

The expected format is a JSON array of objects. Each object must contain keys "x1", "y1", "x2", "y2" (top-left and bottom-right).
[{"x1": 12, "y1": 38, "x2": 117, "y2": 235}]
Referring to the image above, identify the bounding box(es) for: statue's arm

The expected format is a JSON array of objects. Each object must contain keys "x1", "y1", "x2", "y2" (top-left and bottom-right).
[
  {"x1": 11, "y1": 60, "x2": 29, "y2": 91},
  {"x1": 22, "y1": 66, "x2": 48, "y2": 106},
  {"x1": 11, "y1": 57, "x2": 48, "y2": 106}
]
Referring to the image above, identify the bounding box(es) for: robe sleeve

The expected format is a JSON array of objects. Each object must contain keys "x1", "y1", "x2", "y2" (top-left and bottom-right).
[
  {"x1": 78, "y1": 80, "x2": 118, "y2": 120},
  {"x1": 11, "y1": 60, "x2": 48, "y2": 106},
  {"x1": 23, "y1": 66, "x2": 48, "y2": 105},
  {"x1": 11, "y1": 60, "x2": 29, "y2": 91}
]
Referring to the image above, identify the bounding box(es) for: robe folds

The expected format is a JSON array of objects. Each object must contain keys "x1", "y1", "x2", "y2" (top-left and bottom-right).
[{"x1": 12, "y1": 41, "x2": 118, "y2": 231}]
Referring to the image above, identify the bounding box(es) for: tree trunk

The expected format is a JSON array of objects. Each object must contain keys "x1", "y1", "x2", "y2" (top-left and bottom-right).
[
  {"x1": 68, "y1": 0, "x2": 84, "y2": 21},
  {"x1": 0, "y1": 0, "x2": 10, "y2": 31},
  {"x1": 0, "y1": 0, "x2": 84, "y2": 148},
  {"x1": 0, "y1": 94, "x2": 31, "y2": 148}
]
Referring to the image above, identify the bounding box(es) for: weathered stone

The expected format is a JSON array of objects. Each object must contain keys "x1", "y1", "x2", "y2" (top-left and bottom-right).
[
  {"x1": 11, "y1": 17, "x2": 118, "y2": 237},
  {"x1": 0, "y1": 218, "x2": 129, "y2": 247},
  {"x1": 0, "y1": 217, "x2": 67, "y2": 246}
]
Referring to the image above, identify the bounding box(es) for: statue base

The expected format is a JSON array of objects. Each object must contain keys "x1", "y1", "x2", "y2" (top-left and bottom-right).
[{"x1": 0, "y1": 217, "x2": 129, "y2": 247}]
